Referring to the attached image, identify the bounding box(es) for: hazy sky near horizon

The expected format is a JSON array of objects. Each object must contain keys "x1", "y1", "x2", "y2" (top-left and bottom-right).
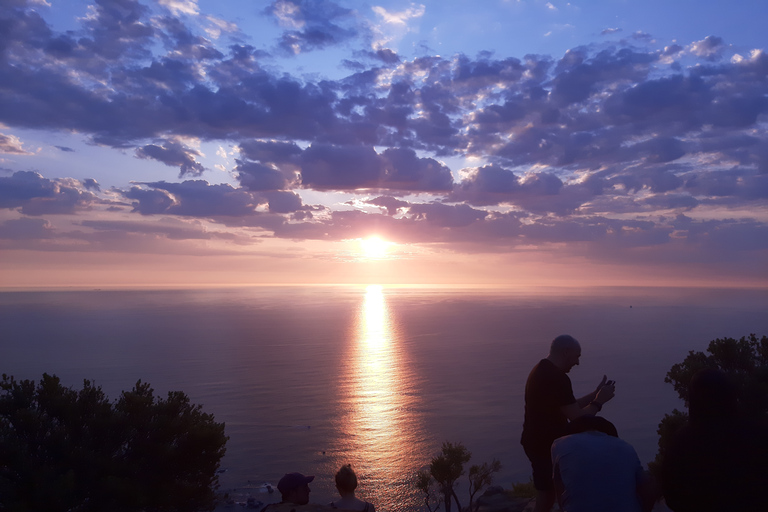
[{"x1": 1, "y1": 0, "x2": 767, "y2": 288}]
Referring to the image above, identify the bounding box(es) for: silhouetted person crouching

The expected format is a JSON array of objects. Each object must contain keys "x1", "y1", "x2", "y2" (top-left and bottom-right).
[{"x1": 552, "y1": 416, "x2": 653, "y2": 512}]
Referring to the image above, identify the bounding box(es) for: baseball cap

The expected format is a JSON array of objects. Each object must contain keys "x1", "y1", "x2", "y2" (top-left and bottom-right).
[{"x1": 277, "y1": 472, "x2": 315, "y2": 494}]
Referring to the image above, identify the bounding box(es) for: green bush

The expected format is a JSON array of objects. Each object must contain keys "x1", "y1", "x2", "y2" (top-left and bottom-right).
[
  {"x1": 651, "y1": 334, "x2": 768, "y2": 476},
  {"x1": 0, "y1": 373, "x2": 228, "y2": 512}
]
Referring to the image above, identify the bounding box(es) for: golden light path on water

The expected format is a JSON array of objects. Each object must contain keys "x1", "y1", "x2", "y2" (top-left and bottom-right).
[{"x1": 337, "y1": 285, "x2": 429, "y2": 511}]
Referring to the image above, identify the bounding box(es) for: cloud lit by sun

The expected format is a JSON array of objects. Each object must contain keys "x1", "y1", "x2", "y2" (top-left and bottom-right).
[{"x1": 360, "y1": 237, "x2": 392, "y2": 259}]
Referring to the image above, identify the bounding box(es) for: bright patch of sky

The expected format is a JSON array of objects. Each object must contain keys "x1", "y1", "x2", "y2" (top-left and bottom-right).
[{"x1": 2, "y1": 0, "x2": 767, "y2": 287}]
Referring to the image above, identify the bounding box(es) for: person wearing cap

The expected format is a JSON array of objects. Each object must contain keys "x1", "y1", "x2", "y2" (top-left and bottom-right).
[
  {"x1": 278, "y1": 473, "x2": 314, "y2": 505},
  {"x1": 520, "y1": 334, "x2": 616, "y2": 512},
  {"x1": 261, "y1": 472, "x2": 315, "y2": 511}
]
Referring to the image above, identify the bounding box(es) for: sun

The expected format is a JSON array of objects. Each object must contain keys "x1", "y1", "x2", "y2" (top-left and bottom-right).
[{"x1": 360, "y1": 236, "x2": 391, "y2": 259}]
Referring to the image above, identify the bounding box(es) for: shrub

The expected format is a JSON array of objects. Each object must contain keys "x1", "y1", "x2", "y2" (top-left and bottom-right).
[{"x1": 0, "y1": 373, "x2": 228, "y2": 512}]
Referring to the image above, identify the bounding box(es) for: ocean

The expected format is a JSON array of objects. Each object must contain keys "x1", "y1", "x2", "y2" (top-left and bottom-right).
[{"x1": 1, "y1": 285, "x2": 766, "y2": 511}]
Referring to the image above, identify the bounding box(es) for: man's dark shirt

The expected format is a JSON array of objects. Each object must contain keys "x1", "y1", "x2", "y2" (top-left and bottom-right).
[{"x1": 521, "y1": 358, "x2": 577, "y2": 450}]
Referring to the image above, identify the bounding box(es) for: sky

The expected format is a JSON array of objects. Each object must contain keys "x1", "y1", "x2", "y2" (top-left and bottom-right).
[{"x1": 1, "y1": 0, "x2": 767, "y2": 289}]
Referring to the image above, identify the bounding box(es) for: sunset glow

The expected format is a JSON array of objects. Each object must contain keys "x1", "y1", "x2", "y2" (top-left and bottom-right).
[
  {"x1": 0, "y1": 1, "x2": 766, "y2": 289},
  {"x1": 360, "y1": 237, "x2": 392, "y2": 260}
]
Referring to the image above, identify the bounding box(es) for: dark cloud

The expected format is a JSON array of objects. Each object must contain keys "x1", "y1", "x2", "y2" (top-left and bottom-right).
[
  {"x1": 365, "y1": 196, "x2": 410, "y2": 216},
  {"x1": 136, "y1": 140, "x2": 206, "y2": 177},
  {"x1": 80, "y1": 0, "x2": 155, "y2": 61},
  {"x1": 379, "y1": 148, "x2": 454, "y2": 191},
  {"x1": 406, "y1": 202, "x2": 488, "y2": 228},
  {"x1": 298, "y1": 144, "x2": 382, "y2": 190},
  {"x1": 0, "y1": 1, "x2": 766, "y2": 263},
  {"x1": 295, "y1": 144, "x2": 454, "y2": 191},
  {"x1": 0, "y1": 217, "x2": 54, "y2": 240},
  {"x1": 689, "y1": 35, "x2": 725, "y2": 61},
  {"x1": 235, "y1": 160, "x2": 290, "y2": 191},
  {"x1": 83, "y1": 178, "x2": 100, "y2": 191},
  {"x1": 641, "y1": 193, "x2": 699, "y2": 210},
  {"x1": 126, "y1": 180, "x2": 261, "y2": 217},
  {"x1": 0, "y1": 171, "x2": 58, "y2": 208},
  {"x1": 265, "y1": 0, "x2": 361, "y2": 54},
  {"x1": 238, "y1": 140, "x2": 303, "y2": 164},
  {"x1": 263, "y1": 190, "x2": 305, "y2": 213},
  {"x1": 372, "y1": 48, "x2": 399, "y2": 64},
  {"x1": 0, "y1": 171, "x2": 100, "y2": 215},
  {"x1": 123, "y1": 186, "x2": 176, "y2": 215},
  {"x1": 450, "y1": 165, "x2": 521, "y2": 206},
  {"x1": 550, "y1": 47, "x2": 657, "y2": 106}
]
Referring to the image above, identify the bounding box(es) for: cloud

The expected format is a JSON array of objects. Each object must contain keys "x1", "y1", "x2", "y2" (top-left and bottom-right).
[
  {"x1": 688, "y1": 35, "x2": 725, "y2": 61},
  {"x1": 371, "y1": 3, "x2": 425, "y2": 26},
  {"x1": 365, "y1": 195, "x2": 410, "y2": 215},
  {"x1": 296, "y1": 144, "x2": 454, "y2": 191},
  {"x1": 449, "y1": 164, "x2": 521, "y2": 205},
  {"x1": 135, "y1": 139, "x2": 206, "y2": 177},
  {"x1": 601, "y1": 28, "x2": 622, "y2": 36},
  {"x1": 158, "y1": 0, "x2": 199, "y2": 17},
  {"x1": 266, "y1": 0, "x2": 361, "y2": 54},
  {"x1": 406, "y1": 202, "x2": 488, "y2": 228},
  {"x1": 79, "y1": 217, "x2": 239, "y2": 242},
  {"x1": 0, "y1": 132, "x2": 32, "y2": 154},
  {"x1": 0, "y1": 217, "x2": 54, "y2": 240},
  {"x1": 83, "y1": 178, "x2": 100, "y2": 191},
  {"x1": 0, "y1": 171, "x2": 100, "y2": 215},
  {"x1": 370, "y1": 3, "x2": 425, "y2": 50},
  {"x1": 122, "y1": 179, "x2": 311, "y2": 221},
  {"x1": 0, "y1": 2, "x2": 766, "y2": 269},
  {"x1": 235, "y1": 160, "x2": 291, "y2": 191},
  {"x1": 125, "y1": 180, "x2": 260, "y2": 217},
  {"x1": 203, "y1": 15, "x2": 239, "y2": 40}
]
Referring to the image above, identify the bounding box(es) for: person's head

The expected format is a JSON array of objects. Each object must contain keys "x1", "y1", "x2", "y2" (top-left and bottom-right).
[
  {"x1": 277, "y1": 472, "x2": 314, "y2": 505},
  {"x1": 565, "y1": 416, "x2": 619, "y2": 437},
  {"x1": 688, "y1": 367, "x2": 738, "y2": 424},
  {"x1": 548, "y1": 334, "x2": 581, "y2": 373},
  {"x1": 335, "y1": 464, "x2": 358, "y2": 496}
]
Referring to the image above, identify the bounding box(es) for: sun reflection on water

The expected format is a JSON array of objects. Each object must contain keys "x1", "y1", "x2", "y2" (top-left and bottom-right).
[{"x1": 336, "y1": 285, "x2": 428, "y2": 511}]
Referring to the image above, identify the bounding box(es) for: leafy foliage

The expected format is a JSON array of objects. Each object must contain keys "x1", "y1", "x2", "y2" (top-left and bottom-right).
[
  {"x1": 0, "y1": 373, "x2": 228, "y2": 512},
  {"x1": 416, "y1": 441, "x2": 501, "y2": 512},
  {"x1": 652, "y1": 334, "x2": 768, "y2": 476},
  {"x1": 467, "y1": 459, "x2": 502, "y2": 512},
  {"x1": 509, "y1": 478, "x2": 537, "y2": 499}
]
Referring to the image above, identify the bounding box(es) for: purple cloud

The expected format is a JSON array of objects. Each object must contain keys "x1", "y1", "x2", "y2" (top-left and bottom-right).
[
  {"x1": 136, "y1": 140, "x2": 206, "y2": 177},
  {"x1": 0, "y1": 0, "x2": 766, "y2": 268},
  {"x1": 265, "y1": 0, "x2": 362, "y2": 54},
  {"x1": 0, "y1": 171, "x2": 100, "y2": 215}
]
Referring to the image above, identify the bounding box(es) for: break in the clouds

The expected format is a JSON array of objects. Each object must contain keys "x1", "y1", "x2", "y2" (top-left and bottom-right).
[{"x1": 0, "y1": 0, "x2": 767, "y2": 282}]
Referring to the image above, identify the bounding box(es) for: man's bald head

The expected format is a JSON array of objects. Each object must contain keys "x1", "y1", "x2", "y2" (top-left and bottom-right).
[{"x1": 548, "y1": 334, "x2": 581, "y2": 373}]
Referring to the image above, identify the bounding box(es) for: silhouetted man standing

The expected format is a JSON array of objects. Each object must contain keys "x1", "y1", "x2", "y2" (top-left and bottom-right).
[{"x1": 521, "y1": 334, "x2": 616, "y2": 512}]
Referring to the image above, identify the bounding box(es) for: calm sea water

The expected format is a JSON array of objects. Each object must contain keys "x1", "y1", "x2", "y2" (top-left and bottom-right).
[{"x1": 1, "y1": 285, "x2": 767, "y2": 511}]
